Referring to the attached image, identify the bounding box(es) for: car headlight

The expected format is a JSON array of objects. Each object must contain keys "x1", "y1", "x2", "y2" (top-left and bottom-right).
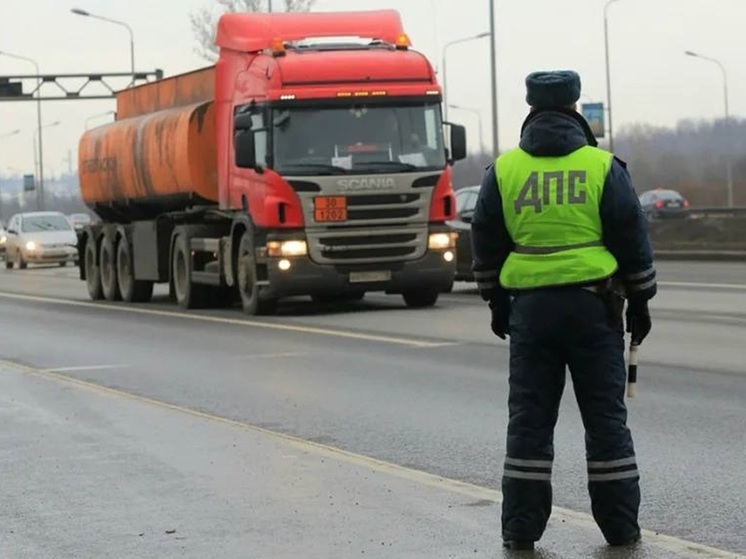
[
  {"x1": 267, "y1": 240, "x2": 307, "y2": 257},
  {"x1": 428, "y1": 232, "x2": 457, "y2": 250},
  {"x1": 25, "y1": 241, "x2": 38, "y2": 251}
]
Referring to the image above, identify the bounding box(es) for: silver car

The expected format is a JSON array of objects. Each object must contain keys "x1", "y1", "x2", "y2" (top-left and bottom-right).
[{"x1": 4, "y1": 212, "x2": 79, "y2": 269}]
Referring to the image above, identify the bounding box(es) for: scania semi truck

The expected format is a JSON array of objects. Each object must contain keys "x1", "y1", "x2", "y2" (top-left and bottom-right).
[{"x1": 77, "y1": 9, "x2": 467, "y2": 315}]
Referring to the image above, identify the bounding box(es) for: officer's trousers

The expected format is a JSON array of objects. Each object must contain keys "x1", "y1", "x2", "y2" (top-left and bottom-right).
[{"x1": 502, "y1": 287, "x2": 640, "y2": 545}]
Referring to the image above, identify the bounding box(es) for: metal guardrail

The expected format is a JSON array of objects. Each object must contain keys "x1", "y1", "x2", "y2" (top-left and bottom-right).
[
  {"x1": 654, "y1": 250, "x2": 746, "y2": 262},
  {"x1": 655, "y1": 206, "x2": 746, "y2": 218}
]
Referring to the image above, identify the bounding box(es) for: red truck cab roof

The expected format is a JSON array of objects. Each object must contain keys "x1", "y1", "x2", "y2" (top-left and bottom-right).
[
  {"x1": 216, "y1": 9, "x2": 439, "y2": 102},
  {"x1": 216, "y1": 10, "x2": 408, "y2": 52}
]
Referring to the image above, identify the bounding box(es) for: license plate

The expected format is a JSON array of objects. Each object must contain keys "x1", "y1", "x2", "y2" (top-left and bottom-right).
[
  {"x1": 314, "y1": 196, "x2": 347, "y2": 222},
  {"x1": 349, "y1": 270, "x2": 391, "y2": 284}
]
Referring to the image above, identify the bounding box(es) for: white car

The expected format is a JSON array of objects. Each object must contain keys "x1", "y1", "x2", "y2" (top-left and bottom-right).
[{"x1": 4, "y1": 212, "x2": 79, "y2": 269}]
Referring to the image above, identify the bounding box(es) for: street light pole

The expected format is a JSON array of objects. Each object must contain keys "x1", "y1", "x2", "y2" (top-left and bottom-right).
[
  {"x1": 685, "y1": 50, "x2": 733, "y2": 207},
  {"x1": 268, "y1": 0, "x2": 273, "y2": 12},
  {"x1": 0, "y1": 51, "x2": 45, "y2": 209},
  {"x1": 489, "y1": 0, "x2": 498, "y2": 156},
  {"x1": 32, "y1": 121, "x2": 60, "y2": 210},
  {"x1": 449, "y1": 104, "x2": 484, "y2": 154},
  {"x1": 71, "y1": 8, "x2": 135, "y2": 86},
  {"x1": 0, "y1": 130, "x2": 21, "y2": 219},
  {"x1": 441, "y1": 32, "x2": 491, "y2": 123},
  {"x1": 604, "y1": 0, "x2": 621, "y2": 153}
]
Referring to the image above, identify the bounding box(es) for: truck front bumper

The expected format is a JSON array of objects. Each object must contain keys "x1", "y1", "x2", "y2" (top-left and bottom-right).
[{"x1": 263, "y1": 250, "x2": 456, "y2": 298}]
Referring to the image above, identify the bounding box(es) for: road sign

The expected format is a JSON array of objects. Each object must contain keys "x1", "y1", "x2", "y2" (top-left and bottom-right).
[
  {"x1": 581, "y1": 103, "x2": 605, "y2": 138},
  {"x1": 23, "y1": 174, "x2": 35, "y2": 192}
]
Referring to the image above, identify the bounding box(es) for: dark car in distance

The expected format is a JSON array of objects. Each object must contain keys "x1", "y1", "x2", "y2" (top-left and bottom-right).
[
  {"x1": 448, "y1": 185, "x2": 481, "y2": 282},
  {"x1": 638, "y1": 188, "x2": 689, "y2": 218}
]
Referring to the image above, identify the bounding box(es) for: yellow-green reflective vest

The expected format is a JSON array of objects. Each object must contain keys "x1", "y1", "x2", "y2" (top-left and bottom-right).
[{"x1": 496, "y1": 145, "x2": 619, "y2": 290}]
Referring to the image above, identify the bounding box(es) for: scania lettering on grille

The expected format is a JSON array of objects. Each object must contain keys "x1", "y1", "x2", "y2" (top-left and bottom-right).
[{"x1": 337, "y1": 177, "x2": 397, "y2": 191}]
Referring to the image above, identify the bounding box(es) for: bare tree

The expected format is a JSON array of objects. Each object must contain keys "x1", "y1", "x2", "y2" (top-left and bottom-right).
[{"x1": 191, "y1": 0, "x2": 316, "y2": 62}]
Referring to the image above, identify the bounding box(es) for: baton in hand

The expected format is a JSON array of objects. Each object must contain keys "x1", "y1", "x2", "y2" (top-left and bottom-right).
[{"x1": 627, "y1": 341, "x2": 639, "y2": 398}]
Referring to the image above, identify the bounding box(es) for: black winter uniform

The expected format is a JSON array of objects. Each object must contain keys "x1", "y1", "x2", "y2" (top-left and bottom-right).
[{"x1": 471, "y1": 109, "x2": 657, "y2": 546}]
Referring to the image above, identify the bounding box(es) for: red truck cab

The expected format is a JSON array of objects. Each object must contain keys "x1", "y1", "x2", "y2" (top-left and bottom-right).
[{"x1": 77, "y1": 9, "x2": 466, "y2": 314}]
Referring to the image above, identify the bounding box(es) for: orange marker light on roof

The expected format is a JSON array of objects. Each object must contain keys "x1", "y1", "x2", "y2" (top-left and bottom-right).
[
  {"x1": 271, "y1": 37, "x2": 286, "y2": 56},
  {"x1": 395, "y1": 33, "x2": 411, "y2": 50}
]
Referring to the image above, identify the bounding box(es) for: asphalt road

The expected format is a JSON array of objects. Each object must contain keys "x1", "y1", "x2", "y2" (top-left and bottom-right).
[{"x1": 0, "y1": 260, "x2": 744, "y2": 558}]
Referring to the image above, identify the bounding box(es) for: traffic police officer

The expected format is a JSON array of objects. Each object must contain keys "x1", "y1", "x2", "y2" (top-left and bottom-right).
[{"x1": 470, "y1": 70, "x2": 656, "y2": 550}]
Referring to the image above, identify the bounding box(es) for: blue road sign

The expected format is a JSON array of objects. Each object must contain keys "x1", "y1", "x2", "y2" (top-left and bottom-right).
[{"x1": 581, "y1": 103, "x2": 605, "y2": 138}]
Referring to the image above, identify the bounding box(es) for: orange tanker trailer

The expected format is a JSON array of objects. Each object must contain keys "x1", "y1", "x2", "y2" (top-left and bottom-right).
[
  {"x1": 79, "y1": 67, "x2": 218, "y2": 216},
  {"x1": 76, "y1": 10, "x2": 466, "y2": 314}
]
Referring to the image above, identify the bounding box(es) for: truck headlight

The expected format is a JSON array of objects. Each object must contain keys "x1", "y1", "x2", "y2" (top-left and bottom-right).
[
  {"x1": 267, "y1": 240, "x2": 307, "y2": 257},
  {"x1": 428, "y1": 232, "x2": 456, "y2": 250},
  {"x1": 25, "y1": 241, "x2": 38, "y2": 251},
  {"x1": 0, "y1": 235, "x2": 6, "y2": 245}
]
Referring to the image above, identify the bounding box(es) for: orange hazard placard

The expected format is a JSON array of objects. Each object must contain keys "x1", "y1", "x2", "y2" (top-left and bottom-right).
[{"x1": 314, "y1": 196, "x2": 347, "y2": 222}]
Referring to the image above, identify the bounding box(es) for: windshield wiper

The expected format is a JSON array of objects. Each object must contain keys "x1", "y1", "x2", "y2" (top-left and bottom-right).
[
  {"x1": 281, "y1": 163, "x2": 349, "y2": 175},
  {"x1": 356, "y1": 161, "x2": 420, "y2": 172}
]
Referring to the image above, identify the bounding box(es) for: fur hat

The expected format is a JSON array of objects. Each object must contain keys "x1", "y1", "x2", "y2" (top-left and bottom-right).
[{"x1": 525, "y1": 70, "x2": 582, "y2": 109}]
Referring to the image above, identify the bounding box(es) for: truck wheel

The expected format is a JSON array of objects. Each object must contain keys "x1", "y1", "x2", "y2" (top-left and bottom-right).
[
  {"x1": 99, "y1": 235, "x2": 121, "y2": 301},
  {"x1": 85, "y1": 235, "x2": 103, "y2": 300},
  {"x1": 172, "y1": 233, "x2": 208, "y2": 309},
  {"x1": 5, "y1": 257, "x2": 13, "y2": 270},
  {"x1": 237, "y1": 231, "x2": 277, "y2": 316},
  {"x1": 117, "y1": 239, "x2": 153, "y2": 303},
  {"x1": 402, "y1": 289, "x2": 439, "y2": 308}
]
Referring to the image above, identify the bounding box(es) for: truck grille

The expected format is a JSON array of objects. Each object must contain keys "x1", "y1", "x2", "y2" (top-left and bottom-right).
[
  {"x1": 308, "y1": 228, "x2": 428, "y2": 265},
  {"x1": 294, "y1": 176, "x2": 437, "y2": 265}
]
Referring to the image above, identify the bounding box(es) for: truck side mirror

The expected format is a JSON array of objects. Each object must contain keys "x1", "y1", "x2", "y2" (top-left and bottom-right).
[
  {"x1": 234, "y1": 112, "x2": 254, "y2": 131},
  {"x1": 234, "y1": 130, "x2": 257, "y2": 169},
  {"x1": 449, "y1": 123, "x2": 467, "y2": 163}
]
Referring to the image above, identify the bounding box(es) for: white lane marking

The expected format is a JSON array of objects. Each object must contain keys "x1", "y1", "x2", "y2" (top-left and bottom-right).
[
  {"x1": 235, "y1": 352, "x2": 308, "y2": 360},
  {"x1": 659, "y1": 281, "x2": 746, "y2": 290},
  {"x1": 1, "y1": 359, "x2": 741, "y2": 559},
  {"x1": 41, "y1": 365, "x2": 129, "y2": 373},
  {"x1": 0, "y1": 291, "x2": 445, "y2": 349}
]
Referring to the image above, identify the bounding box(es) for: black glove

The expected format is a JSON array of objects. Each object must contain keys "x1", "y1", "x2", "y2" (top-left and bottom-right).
[
  {"x1": 625, "y1": 299, "x2": 652, "y2": 345},
  {"x1": 489, "y1": 296, "x2": 510, "y2": 340}
]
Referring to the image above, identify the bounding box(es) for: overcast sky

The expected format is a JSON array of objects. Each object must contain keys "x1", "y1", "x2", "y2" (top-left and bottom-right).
[{"x1": 0, "y1": 0, "x2": 743, "y2": 178}]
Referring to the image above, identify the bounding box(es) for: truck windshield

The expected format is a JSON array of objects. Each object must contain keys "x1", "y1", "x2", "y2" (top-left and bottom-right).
[{"x1": 272, "y1": 103, "x2": 446, "y2": 176}]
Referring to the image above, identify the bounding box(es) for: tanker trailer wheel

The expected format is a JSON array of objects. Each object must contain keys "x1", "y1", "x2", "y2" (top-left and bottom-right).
[
  {"x1": 99, "y1": 234, "x2": 122, "y2": 301},
  {"x1": 84, "y1": 235, "x2": 103, "y2": 300},
  {"x1": 117, "y1": 238, "x2": 153, "y2": 303},
  {"x1": 172, "y1": 233, "x2": 208, "y2": 309},
  {"x1": 237, "y1": 231, "x2": 277, "y2": 316}
]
